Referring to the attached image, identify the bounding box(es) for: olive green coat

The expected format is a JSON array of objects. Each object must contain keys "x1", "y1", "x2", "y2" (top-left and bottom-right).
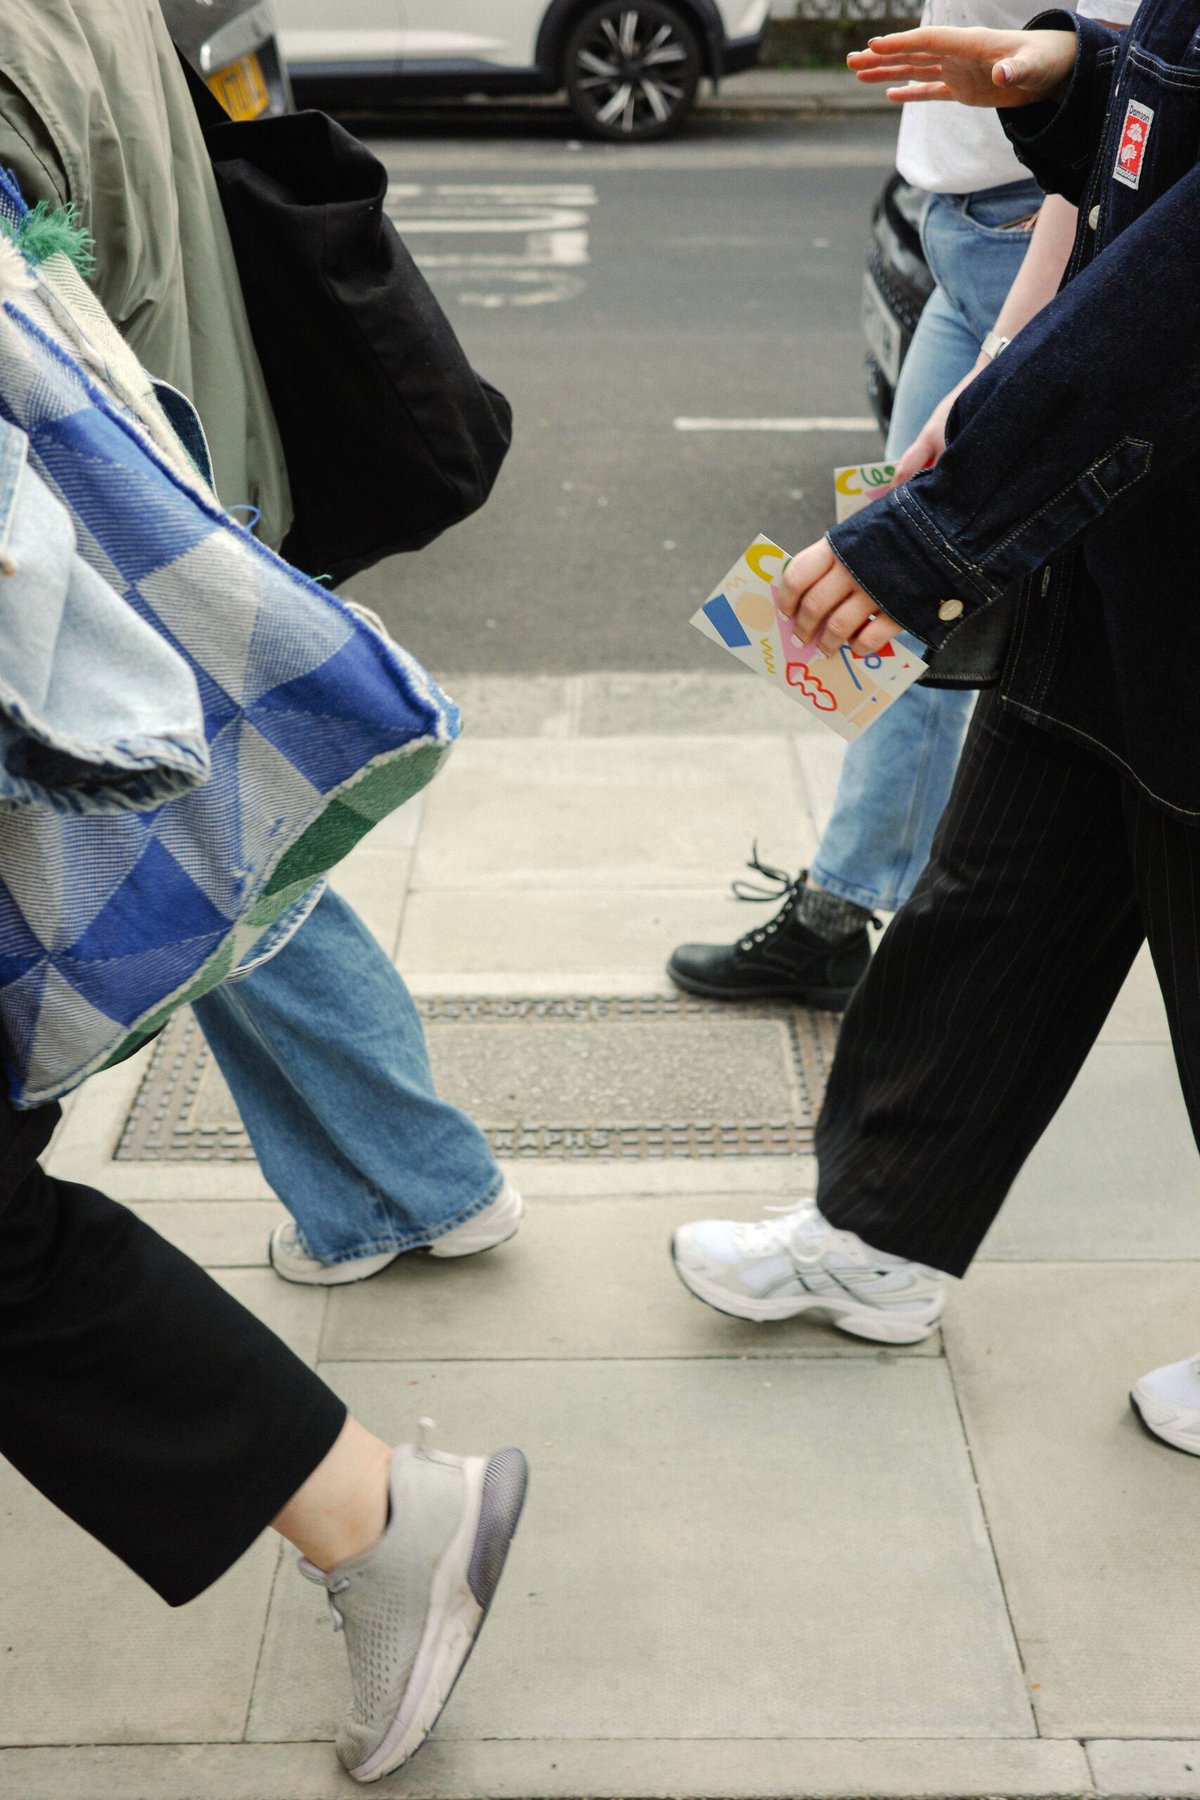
[{"x1": 0, "y1": 0, "x2": 291, "y2": 547}]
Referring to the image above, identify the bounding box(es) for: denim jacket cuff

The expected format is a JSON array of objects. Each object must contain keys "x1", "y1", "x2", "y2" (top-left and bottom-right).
[
  {"x1": 825, "y1": 485, "x2": 993, "y2": 654},
  {"x1": 1002, "y1": 13, "x2": 1120, "y2": 201}
]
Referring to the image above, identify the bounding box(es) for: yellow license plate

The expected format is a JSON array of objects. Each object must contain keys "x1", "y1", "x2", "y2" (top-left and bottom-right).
[{"x1": 208, "y1": 51, "x2": 270, "y2": 121}]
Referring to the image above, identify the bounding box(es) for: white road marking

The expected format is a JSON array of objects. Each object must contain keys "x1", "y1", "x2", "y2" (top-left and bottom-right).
[
  {"x1": 383, "y1": 183, "x2": 597, "y2": 307},
  {"x1": 674, "y1": 417, "x2": 878, "y2": 431}
]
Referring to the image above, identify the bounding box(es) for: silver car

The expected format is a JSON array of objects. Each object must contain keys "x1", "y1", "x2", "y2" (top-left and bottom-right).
[
  {"x1": 272, "y1": 0, "x2": 769, "y2": 141},
  {"x1": 159, "y1": 0, "x2": 291, "y2": 117}
]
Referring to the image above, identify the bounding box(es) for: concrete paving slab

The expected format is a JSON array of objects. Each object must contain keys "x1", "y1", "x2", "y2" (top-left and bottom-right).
[
  {"x1": 699, "y1": 66, "x2": 899, "y2": 114},
  {"x1": 0, "y1": 1736, "x2": 1096, "y2": 1799},
  {"x1": 397, "y1": 886, "x2": 751, "y2": 981},
  {"x1": 0, "y1": 1462, "x2": 280, "y2": 1745},
  {"x1": 360, "y1": 784, "x2": 426, "y2": 849},
  {"x1": 979, "y1": 1046, "x2": 1200, "y2": 1262},
  {"x1": 126, "y1": 995, "x2": 834, "y2": 1167},
  {"x1": 794, "y1": 734, "x2": 846, "y2": 838},
  {"x1": 508, "y1": 1151, "x2": 817, "y2": 1195},
  {"x1": 131, "y1": 1198, "x2": 283, "y2": 1266},
  {"x1": 577, "y1": 670, "x2": 822, "y2": 737},
  {"x1": 1087, "y1": 1738, "x2": 1200, "y2": 1796},
  {"x1": 448, "y1": 673, "x2": 580, "y2": 738},
  {"x1": 320, "y1": 1194, "x2": 940, "y2": 1361},
  {"x1": 0, "y1": 1271, "x2": 328, "y2": 1747},
  {"x1": 944, "y1": 1264, "x2": 1200, "y2": 1738},
  {"x1": 1097, "y1": 945, "x2": 1171, "y2": 1045},
  {"x1": 42, "y1": 1046, "x2": 150, "y2": 1183},
  {"x1": 61, "y1": 1156, "x2": 274, "y2": 1203},
  {"x1": 249, "y1": 1359, "x2": 1032, "y2": 1743},
  {"x1": 403, "y1": 967, "x2": 684, "y2": 998},
  {"x1": 215, "y1": 1268, "x2": 327, "y2": 1367},
  {"x1": 328, "y1": 847, "x2": 411, "y2": 960},
  {"x1": 412, "y1": 738, "x2": 810, "y2": 891},
  {"x1": 43, "y1": 1044, "x2": 273, "y2": 1202}
]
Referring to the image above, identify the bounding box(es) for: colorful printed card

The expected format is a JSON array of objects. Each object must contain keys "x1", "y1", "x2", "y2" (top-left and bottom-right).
[
  {"x1": 689, "y1": 531, "x2": 926, "y2": 743},
  {"x1": 834, "y1": 461, "x2": 896, "y2": 523}
]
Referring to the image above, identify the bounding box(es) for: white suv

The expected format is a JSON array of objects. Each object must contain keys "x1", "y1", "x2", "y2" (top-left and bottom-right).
[{"x1": 274, "y1": 0, "x2": 770, "y2": 141}]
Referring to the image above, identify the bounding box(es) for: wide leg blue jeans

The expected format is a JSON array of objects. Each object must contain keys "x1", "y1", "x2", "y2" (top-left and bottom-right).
[
  {"x1": 810, "y1": 178, "x2": 1042, "y2": 911},
  {"x1": 193, "y1": 888, "x2": 503, "y2": 1266}
]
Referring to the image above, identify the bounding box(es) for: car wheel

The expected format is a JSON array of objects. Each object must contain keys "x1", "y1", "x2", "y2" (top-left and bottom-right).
[{"x1": 563, "y1": 2, "x2": 701, "y2": 142}]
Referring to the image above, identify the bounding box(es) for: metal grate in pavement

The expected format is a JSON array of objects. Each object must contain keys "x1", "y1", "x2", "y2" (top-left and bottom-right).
[{"x1": 116, "y1": 995, "x2": 839, "y2": 1163}]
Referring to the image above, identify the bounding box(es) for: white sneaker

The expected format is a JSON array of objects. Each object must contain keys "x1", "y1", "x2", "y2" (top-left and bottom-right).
[
  {"x1": 1130, "y1": 1353, "x2": 1200, "y2": 1456},
  {"x1": 427, "y1": 1179, "x2": 524, "y2": 1259},
  {"x1": 301, "y1": 1423, "x2": 528, "y2": 1782},
  {"x1": 269, "y1": 1180, "x2": 524, "y2": 1286},
  {"x1": 672, "y1": 1201, "x2": 944, "y2": 1343}
]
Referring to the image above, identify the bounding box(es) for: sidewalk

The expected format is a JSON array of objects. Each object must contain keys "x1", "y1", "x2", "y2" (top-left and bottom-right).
[
  {"x1": 697, "y1": 67, "x2": 898, "y2": 114},
  {"x1": 4, "y1": 669, "x2": 1199, "y2": 1800}
]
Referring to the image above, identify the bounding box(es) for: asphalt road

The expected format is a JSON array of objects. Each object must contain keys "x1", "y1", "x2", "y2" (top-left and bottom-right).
[{"x1": 349, "y1": 111, "x2": 901, "y2": 675}]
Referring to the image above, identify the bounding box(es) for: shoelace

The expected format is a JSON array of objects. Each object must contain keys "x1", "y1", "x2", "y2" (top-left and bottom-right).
[
  {"x1": 730, "y1": 842, "x2": 801, "y2": 904},
  {"x1": 298, "y1": 1418, "x2": 436, "y2": 1633},
  {"x1": 299, "y1": 1561, "x2": 353, "y2": 1632},
  {"x1": 729, "y1": 843, "x2": 882, "y2": 951},
  {"x1": 729, "y1": 847, "x2": 808, "y2": 954},
  {"x1": 732, "y1": 1201, "x2": 836, "y2": 1260}
]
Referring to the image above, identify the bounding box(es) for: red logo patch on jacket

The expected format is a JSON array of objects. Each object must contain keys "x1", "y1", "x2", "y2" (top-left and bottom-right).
[{"x1": 1113, "y1": 99, "x2": 1154, "y2": 189}]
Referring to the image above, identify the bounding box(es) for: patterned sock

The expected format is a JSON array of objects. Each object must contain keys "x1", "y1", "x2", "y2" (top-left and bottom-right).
[{"x1": 793, "y1": 884, "x2": 874, "y2": 943}]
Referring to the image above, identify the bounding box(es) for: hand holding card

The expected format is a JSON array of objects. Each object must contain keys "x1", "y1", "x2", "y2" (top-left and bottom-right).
[
  {"x1": 781, "y1": 538, "x2": 901, "y2": 659},
  {"x1": 690, "y1": 531, "x2": 925, "y2": 743}
]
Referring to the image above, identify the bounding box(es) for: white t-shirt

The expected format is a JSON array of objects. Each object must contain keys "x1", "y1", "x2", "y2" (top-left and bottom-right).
[{"x1": 896, "y1": 0, "x2": 1139, "y2": 195}]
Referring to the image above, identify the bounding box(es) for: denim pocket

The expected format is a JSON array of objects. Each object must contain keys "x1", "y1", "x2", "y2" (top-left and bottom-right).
[
  {"x1": 1098, "y1": 40, "x2": 1200, "y2": 243},
  {"x1": 959, "y1": 180, "x2": 1045, "y2": 239}
]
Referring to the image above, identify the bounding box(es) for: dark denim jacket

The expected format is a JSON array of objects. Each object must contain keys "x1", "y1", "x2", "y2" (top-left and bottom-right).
[{"x1": 828, "y1": 2, "x2": 1200, "y2": 821}]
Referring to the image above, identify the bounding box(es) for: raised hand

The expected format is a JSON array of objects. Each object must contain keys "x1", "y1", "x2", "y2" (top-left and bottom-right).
[{"x1": 847, "y1": 25, "x2": 1076, "y2": 107}]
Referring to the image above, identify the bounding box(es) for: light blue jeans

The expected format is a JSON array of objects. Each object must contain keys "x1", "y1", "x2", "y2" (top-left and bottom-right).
[
  {"x1": 810, "y1": 177, "x2": 1043, "y2": 912},
  {"x1": 192, "y1": 887, "x2": 503, "y2": 1265}
]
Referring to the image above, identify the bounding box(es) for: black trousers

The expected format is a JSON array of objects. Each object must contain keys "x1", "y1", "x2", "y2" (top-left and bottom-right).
[
  {"x1": 817, "y1": 688, "x2": 1200, "y2": 1278},
  {"x1": 0, "y1": 1100, "x2": 346, "y2": 1605}
]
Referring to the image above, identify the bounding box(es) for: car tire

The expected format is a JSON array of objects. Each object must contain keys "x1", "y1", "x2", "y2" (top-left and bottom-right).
[{"x1": 563, "y1": 1, "x2": 701, "y2": 142}]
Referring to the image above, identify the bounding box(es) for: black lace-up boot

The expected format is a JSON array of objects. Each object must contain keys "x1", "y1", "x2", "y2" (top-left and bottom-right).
[{"x1": 667, "y1": 851, "x2": 874, "y2": 1011}]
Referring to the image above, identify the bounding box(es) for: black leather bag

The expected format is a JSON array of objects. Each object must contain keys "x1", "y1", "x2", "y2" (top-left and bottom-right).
[{"x1": 181, "y1": 60, "x2": 512, "y2": 585}]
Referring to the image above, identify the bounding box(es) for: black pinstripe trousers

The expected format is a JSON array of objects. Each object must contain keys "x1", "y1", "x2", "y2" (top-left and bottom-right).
[{"x1": 816, "y1": 687, "x2": 1200, "y2": 1278}]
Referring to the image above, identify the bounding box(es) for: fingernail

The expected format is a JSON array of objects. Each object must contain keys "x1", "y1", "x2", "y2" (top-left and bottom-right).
[{"x1": 997, "y1": 60, "x2": 1013, "y2": 83}]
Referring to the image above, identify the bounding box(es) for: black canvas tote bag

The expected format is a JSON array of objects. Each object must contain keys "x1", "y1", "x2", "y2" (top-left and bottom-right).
[{"x1": 181, "y1": 59, "x2": 512, "y2": 585}]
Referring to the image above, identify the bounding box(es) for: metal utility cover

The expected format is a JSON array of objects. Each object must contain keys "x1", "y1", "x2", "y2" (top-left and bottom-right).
[{"x1": 118, "y1": 996, "x2": 839, "y2": 1162}]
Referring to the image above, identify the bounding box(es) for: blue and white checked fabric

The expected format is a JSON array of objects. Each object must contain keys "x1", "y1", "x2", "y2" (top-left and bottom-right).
[{"x1": 0, "y1": 170, "x2": 459, "y2": 1106}]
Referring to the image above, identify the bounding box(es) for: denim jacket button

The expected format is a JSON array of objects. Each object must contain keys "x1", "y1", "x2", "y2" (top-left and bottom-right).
[
  {"x1": 937, "y1": 598, "x2": 965, "y2": 621},
  {"x1": 1088, "y1": 204, "x2": 1100, "y2": 229}
]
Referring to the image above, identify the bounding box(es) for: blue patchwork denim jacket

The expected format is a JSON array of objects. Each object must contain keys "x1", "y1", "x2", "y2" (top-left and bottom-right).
[
  {"x1": 0, "y1": 414, "x2": 208, "y2": 814},
  {"x1": 828, "y1": 0, "x2": 1200, "y2": 821}
]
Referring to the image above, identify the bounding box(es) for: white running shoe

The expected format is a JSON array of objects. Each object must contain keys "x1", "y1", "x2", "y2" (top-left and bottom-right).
[
  {"x1": 1130, "y1": 1354, "x2": 1200, "y2": 1456},
  {"x1": 302, "y1": 1424, "x2": 528, "y2": 1783},
  {"x1": 672, "y1": 1201, "x2": 945, "y2": 1343},
  {"x1": 269, "y1": 1180, "x2": 524, "y2": 1285},
  {"x1": 427, "y1": 1179, "x2": 524, "y2": 1259}
]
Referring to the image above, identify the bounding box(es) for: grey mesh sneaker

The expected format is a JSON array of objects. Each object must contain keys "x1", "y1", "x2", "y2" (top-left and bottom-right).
[{"x1": 300, "y1": 1423, "x2": 528, "y2": 1783}]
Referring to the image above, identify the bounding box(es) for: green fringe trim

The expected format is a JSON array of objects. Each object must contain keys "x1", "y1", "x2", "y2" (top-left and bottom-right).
[{"x1": 1, "y1": 201, "x2": 96, "y2": 276}]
